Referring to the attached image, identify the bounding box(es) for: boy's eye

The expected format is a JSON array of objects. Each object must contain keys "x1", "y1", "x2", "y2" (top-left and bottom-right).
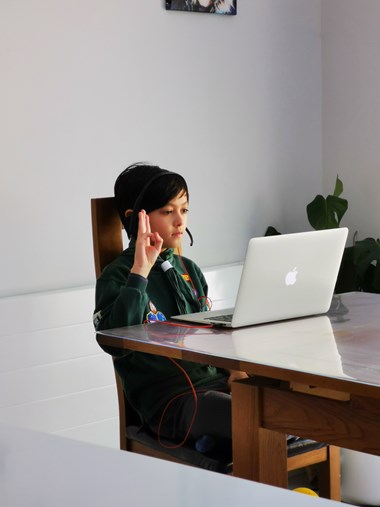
[{"x1": 161, "y1": 207, "x2": 189, "y2": 215}]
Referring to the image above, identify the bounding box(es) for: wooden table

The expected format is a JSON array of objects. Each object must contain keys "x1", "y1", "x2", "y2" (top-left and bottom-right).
[{"x1": 97, "y1": 292, "x2": 380, "y2": 492}]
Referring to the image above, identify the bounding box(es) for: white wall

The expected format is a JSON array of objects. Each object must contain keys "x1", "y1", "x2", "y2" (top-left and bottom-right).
[
  {"x1": 1, "y1": 0, "x2": 322, "y2": 297},
  {"x1": 2, "y1": 5, "x2": 380, "y2": 501},
  {"x1": 322, "y1": 0, "x2": 380, "y2": 243},
  {"x1": 322, "y1": 3, "x2": 380, "y2": 504}
]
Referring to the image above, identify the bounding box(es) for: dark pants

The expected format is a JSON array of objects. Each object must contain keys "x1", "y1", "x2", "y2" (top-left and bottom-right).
[{"x1": 147, "y1": 377, "x2": 232, "y2": 443}]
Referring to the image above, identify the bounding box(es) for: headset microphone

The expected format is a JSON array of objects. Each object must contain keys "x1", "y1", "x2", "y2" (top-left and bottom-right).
[{"x1": 186, "y1": 227, "x2": 194, "y2": 246}]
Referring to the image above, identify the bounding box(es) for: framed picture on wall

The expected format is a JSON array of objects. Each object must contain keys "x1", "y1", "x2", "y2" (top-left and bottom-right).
[{"x1": 165, "y1": 0, "x2": 236, "y2": 15}]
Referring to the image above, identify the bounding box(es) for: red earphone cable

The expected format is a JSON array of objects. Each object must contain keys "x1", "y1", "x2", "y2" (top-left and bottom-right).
[
  {"x1": 157, "y1": 357, "x2": 198, "y2": 449},
  {"x1": 178, "y1": 253, "x2": 212, "y2": 310}
]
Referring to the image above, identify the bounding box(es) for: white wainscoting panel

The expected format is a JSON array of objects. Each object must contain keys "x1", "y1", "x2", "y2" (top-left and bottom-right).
[
  {"x1": 0, "y1": 264, "x2": 242, "y2": 449},
  {"x1": 203, "y1": 263, "x2": 243, "y2": 310},
  {"x1": 0, "y1": 286, "x2": 119, "y2": 449}
]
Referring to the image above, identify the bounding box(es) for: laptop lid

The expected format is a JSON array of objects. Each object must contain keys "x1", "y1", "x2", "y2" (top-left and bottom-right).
[{"x1": 172, "y1": 228, "x2": 348, "y2": 328}]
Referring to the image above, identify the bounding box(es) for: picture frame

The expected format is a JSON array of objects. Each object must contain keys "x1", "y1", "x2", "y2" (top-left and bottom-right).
[{"x1": 165, "y1": 0, "x2": 237, "y2": 15}]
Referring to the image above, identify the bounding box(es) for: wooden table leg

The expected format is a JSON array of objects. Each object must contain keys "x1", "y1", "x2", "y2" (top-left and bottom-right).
[
  {"x1": 317, "y1": 445, "x2": 341, "y2": 500},
  {"x1": 231, "y1": 378, "x2": 288, "y2": 487}
]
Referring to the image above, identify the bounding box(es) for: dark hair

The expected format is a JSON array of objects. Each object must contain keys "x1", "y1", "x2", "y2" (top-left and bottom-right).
[{"x1": 114, "y1": 163, "x2": 189, "y2": 239}]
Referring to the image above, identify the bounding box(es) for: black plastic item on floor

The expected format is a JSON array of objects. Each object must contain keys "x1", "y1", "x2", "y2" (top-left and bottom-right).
[{"x1": 287, "y1": 437, "x2": 325, "y2": 458}]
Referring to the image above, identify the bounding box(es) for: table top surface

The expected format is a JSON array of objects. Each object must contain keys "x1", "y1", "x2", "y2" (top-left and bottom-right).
[
  {"x1": 97, "y1": 292, "x2": 380, "y2": 396},
  {"x1": 0, "y1": 423, "x2": 345, "y2": 507}
]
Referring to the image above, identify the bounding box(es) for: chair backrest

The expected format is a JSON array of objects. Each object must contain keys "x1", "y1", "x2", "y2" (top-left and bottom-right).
[
  {"x1": 91, "y1": 197, "x2": 128, "y2": 449},
  {"x1": 91, "y1": 197, "x2": 123, "y2": 278},
  {"x1": 90, "y1": 196, "x2": 185, "y2": 453},
  {"x1": 91, "y1": 197, "x2": 184, "y2": 280}
]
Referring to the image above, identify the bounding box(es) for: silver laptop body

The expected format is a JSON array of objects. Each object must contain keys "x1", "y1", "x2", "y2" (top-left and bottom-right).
[{"x1": 172, "y1": 228, "x2": 348, "y2": 328}]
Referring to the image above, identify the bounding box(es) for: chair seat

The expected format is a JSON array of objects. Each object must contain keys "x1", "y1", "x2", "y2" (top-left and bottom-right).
[
  {"x1": 127, "y1": 425, "x2": 233, "y2": 473},
  {"x1": 127, "y1": 425, "x2": 326, "y2": 473}
]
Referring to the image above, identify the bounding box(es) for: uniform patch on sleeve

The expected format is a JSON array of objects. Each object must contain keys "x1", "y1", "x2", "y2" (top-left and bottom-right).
[{"x1": 93, "y1": 311, "x2": 102, "y2": 329}]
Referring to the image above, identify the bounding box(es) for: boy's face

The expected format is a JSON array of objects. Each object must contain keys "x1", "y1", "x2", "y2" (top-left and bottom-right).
[{"x1": 148, "y1": 191, "x2": 189, "y2": 250}]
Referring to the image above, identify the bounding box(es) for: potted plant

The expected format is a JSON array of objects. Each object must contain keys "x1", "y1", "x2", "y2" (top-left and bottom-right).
[{"x1": 266, "y1": 176, "x2": 380, "y2": 293}]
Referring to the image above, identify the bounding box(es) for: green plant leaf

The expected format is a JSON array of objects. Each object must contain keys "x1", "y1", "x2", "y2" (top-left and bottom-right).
[
  {"x1": 333, "y1": 176, "x2": 344, "y2": 197},
  {"x1": 334, "y1": 246, "x2": 360, "y2": 293},
  {"x1": 327, "y1": 195, "x2": 348, "y2": 225},
  {"x1": 374, "y1": 265, "x2": 380, "y2": 291},
  {"x1": 306, "y1": 175, "x2": 348, "y2": 230},
  {"x1": 307, "y1": 195, "x2": 326, "y2": 230},
  {"x1": 265, "y1": 226, "x2": 281, "y2": 236},
  {"x1": 306, "y1": 194, "x2": 348, "y2": 230},
  {"x1": 353, "y1": 238, "x2": 380, "y2": 291}
]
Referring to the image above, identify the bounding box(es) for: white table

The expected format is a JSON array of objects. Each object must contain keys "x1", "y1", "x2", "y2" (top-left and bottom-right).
[{"x1": 0, "y1": 423, "x2": 347, "y2": 507}]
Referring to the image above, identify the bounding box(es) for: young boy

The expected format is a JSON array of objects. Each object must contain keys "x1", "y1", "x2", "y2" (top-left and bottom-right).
[{"x1": 94, "y1": 163, "x2": 246, "y2": 446}]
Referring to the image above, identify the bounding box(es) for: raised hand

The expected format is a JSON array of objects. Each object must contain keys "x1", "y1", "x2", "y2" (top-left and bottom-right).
[{"x1": 130, "y1": 210, "x2": 163, "y2": 278}]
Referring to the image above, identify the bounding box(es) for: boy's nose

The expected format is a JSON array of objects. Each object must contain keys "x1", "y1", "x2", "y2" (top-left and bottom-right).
[{"x1": 173, "y1": 211, "x2": 184, "y2": 225}]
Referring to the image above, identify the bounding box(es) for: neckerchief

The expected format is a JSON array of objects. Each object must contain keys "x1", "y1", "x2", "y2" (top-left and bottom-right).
[
  {"x1": 155, "y1": 248, "x2": 202, "y2": 314},
  {"x1": 126, "y1": 240, "x2": 202, "y2": 314}
]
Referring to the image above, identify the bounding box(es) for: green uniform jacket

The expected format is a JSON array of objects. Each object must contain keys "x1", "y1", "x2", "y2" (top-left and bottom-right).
[{"x1": 94, "y1": 243, "x2": 225, "y2": 423}]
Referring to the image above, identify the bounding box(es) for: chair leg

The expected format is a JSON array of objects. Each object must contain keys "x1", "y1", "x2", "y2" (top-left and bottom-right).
[{"x1": 316, "y1": 445, "x2": 341, "y2": 501}]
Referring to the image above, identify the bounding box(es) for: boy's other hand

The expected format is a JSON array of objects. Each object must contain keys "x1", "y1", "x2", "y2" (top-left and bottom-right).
[{"x1": 227, "y1": 370, "x2": 249, "y2": 390}]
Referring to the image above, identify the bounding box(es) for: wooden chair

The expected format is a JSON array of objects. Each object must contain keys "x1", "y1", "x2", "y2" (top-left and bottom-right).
[{"x1": 91, "y1": 197, "x2": 341, "y2": 495}]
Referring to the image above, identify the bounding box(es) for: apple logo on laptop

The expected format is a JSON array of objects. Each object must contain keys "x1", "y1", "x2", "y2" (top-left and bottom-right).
[{"x1": 285, "y1": 267, "x2": 298, "y2": 286}]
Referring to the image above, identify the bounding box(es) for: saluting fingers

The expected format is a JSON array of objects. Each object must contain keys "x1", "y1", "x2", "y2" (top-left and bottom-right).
[{"x1": 138, "y1": 210, "x2": 147, "y2": 235}]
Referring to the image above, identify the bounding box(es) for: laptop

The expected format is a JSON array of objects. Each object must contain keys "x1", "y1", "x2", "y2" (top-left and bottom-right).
[{"x1": 172, "y1": 228, "x2": 348, "y2": 328}]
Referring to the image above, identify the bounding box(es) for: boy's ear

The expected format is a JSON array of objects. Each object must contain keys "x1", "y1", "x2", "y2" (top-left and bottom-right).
[{"x1": 124, "y1": 209, "x2": 133, "y2": 218}]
